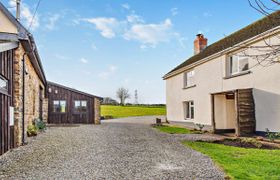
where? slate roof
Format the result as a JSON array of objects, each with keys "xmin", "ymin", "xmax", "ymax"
[
  {"xmin": 48, "ymin": 81, "xmax": 103, "ymax": 100},
  {"xmin": 164, "ymin": 10, "xmax": 280, "ymax": 79}
]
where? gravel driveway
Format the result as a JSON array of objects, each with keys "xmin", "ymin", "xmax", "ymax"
[{"xmin": 0, "ymin": 116, "xmax": 225, "ymax": 179}]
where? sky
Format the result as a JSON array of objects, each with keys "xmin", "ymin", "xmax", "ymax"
[{"xmin": 2, "ymin": 0, "xmax": 268, "ymax": 103}]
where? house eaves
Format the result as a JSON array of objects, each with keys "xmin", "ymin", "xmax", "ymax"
[{"xmin": 163, "ymin": 10, "xmax": 280, "ymax": 80}]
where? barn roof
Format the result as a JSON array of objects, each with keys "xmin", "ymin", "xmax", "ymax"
[
  {"xmin": 163, "ymin": 10, "xmax": 280, "ymax": 79},
  {"xmin": 47, "ymin": 81, "xmax": 103, "ymax": 100}
]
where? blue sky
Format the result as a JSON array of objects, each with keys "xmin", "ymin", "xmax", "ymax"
[{"xmin": 3, "ymin": 0, "xmax": 266, "ymax": 103}]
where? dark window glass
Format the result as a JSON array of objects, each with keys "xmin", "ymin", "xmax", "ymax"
[
  {"xmin": 74, "ymin": 100, "xmax": 87, "ymax": 113},
  {"xmin": 53, "ymin": 100, "xmax": 66, "ymax": 113}
]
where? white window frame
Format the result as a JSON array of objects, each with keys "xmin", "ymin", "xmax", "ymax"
[
  {"xmin": 228, "ymin": 55, "xmax": 249, "ymax": 76},
  {"xmin": 184, "ymin": 101, "xmax": 194, "ymax": 120},
  {"xmin": 184, "ymin": 70, "xmax": 195, "ymax": 88}
]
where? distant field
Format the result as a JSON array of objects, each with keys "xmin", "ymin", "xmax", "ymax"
[{"xmin": 101, "ymin": 105, "xmax": 166, "ymax": 118}]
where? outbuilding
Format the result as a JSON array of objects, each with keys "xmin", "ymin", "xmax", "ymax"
[{"xmin": 47, "ymin": 82, "xmax": 101, "ymax": 124}]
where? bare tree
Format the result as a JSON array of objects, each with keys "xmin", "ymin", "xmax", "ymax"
[
  {"xmin": 116, "ymin": 87, "xmax": 130, "ymax": 105},
  {"xmin": 242, "ymin": 0, "xmax": 280, "ymax": 67},
  {"xmin": 248, "ymin": 0, "xmax": 279, "ymax": 15}
]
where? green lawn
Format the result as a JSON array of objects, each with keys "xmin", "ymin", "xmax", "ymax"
[
  {"xmin": 155, "ymin": 125, "xmax": 193, "ymax": 134},
  {"xmin": 101, "ymin": 105, "xmax": 166, "ymax": 118},
  {"xmin": 183, "ymin": 141, "xmax": 280, "ymax": 180}
]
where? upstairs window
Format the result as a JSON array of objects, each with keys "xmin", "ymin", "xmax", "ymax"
[
  {"xmin": 184, "ymin": 70, "xmax": 195, "ymax": 88},
  {"xmin": 0, "ymin": 75, "xmax": 8, "ymax": 94},
  {"xmin": 229, "ymin": 55, "xmax": 249, "ymax": 75},
  {"xmin": 74, "ymin": 100, "xmax": 87, "ymax": 113},
  {"xmin": 184, "ymin": 101, "xmax": 194, "ymax": 119},
  {"xmin": 53, "ymin": 100, "xmax": 66, "ymax": 113}
]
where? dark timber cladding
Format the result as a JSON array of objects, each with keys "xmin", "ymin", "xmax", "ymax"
[
  {"xmin": 0, "ymin": 49, "xmax": 14, "ymax": 155},
  {"xmin": 47, "ymin": 82, "xmax": 101, "ymax": 124}
]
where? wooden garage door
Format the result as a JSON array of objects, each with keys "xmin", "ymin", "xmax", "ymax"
[{"xmin": 0, "ymin": 50, "xmax": 14, "ymax": 155}]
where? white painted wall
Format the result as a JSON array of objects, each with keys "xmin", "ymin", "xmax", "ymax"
[
  {"xmin": 0, "ymin": 10, "xmax": 17, "ymax": 34},
  {"xmin": 166, "ymin": 31, "xmax": 280, "ymax": 132}
]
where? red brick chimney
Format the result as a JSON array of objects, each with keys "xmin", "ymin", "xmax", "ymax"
[{"xmin": 194, "ymin": 34, "xmax": 207, "ymax": 55}]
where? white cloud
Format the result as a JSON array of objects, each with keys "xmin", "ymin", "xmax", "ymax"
[
  {"xmin": 122, "ymin": 3, "xmax": 130, "ymax": 10},
  {"xmin": 46, "ymin": 14, "xmax": 60, "ymax": 30},
  {"xmin": 171, "ymin": 8, "xmax": 178, "ymax": 16},
  {"xmin": 82, "ymin": 10, "xmax": 183, "ymax": 48},
  {"xmin": 83, "ymin": 17, "xmax": 119, "ymax": 38},
  {"xmin": 124, "ymin": 19, "xmax": 174, "ymax": 47},
  {"xmin": 98, "ymin": 65, "xmax": 118, "ymax": 79},
  {"xmin": 126, "ymin": 14, "xmax": 144, "ymax": 24},
  {"xmin": 91, "ymin": 43, "xmax": 98, "ymax": 50},
  {"xmin": 80, "ymin": 58, "xmax": 88, "ymax": 64},
  {"xmin": 9, "ymin": 0, "xmax": 40, "ymax": 30}
]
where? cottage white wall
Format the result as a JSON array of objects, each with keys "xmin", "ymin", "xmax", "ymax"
[
  {"xmin": 0, "ymin": 10, "xmax": 17, "ymax": 34},
  {"xmin": 166, "ymin": 32, "xmax": 280, "ymax": 132}
]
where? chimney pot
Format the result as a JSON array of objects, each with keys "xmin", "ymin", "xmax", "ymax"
[{"xmin": 194, "ymin": 34, "xmax": 207, "ymax": 55}]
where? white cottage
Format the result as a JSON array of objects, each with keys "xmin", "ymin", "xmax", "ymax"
[{"xmin": 163, "ymin": 11, "xmax": 280, "ymax": 136}]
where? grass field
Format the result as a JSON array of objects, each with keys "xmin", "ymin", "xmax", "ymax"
[
  {"xmin": 183, "ymin": 141, "xmax": 280, "ymax": 180},
  {"xmin": 101, "ymin": 105, "xmax": 166, "ymax": 118}
]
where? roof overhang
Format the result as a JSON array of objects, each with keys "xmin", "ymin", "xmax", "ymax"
[
  {"xmin": 21, "ymin": 35, "xmax": 47, "ymax": 85},
  {"xmin": 47, "ymin": 81, "xmax": 103, "ymax": 100},
  {"xmin": 163, "ymin": 25, "xmax": 280, "ymax": 80}
]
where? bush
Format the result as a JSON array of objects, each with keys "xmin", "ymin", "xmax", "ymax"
[
  {"xmin": 34, "ymin": 119, "xmax": 46, "ymax": 131},
  {"xmin": 196, "ymin": 123, "xmax": 205, "ymax": 131},
  {"xmin": 265, "ymin": 128, "xmax": 280, "ymax": 142},
  {"xmin": 241, "ymin": 138, "xmax": 262, "ymax": 148},
  {"xmin": 27, "ymin": 124, "xmax": 38, "ymax": 137}
]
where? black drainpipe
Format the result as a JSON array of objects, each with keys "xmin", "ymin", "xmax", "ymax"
[{"xmin": 22, "ymin": 53, "xmax": 26, "ymax": 145}]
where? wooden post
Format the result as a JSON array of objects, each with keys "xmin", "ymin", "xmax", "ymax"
[
  {"xmin": 211, "ymin": 94, "xmax": 216, "ymax": 133},
  {"xmin": 234, "ymin": 90, "xmax": 240, "ymax": 136}
]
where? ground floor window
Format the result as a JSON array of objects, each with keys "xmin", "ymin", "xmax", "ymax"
[
  {"xmin": 74, "ymin": 100, "xmax": 87, "ymax": 113},
  {"xmin": 53, "ymin": 100, "xmax": 66, "ymax": 113},
  {"xmin": 184, "ymin": 101, "xmax": 194, "ymax": 119}
]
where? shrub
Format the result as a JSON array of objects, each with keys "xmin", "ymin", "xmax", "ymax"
[
  {"xmin": 27, "ymin": 124, "xmax": 38, "ymax": 137},
  {"xmin": 241, "ymin": 138, "xmax": 262, "ymax": 148},
  {"xmin": 196, "ymin": 123, "xmax": 205, "ymax": 131},
  {"xmin": 265, "ymin": 128, "xmax": 280, "ymax": 142},
  {"xmin": 34, "ymin": 119, "xmax": 46, "ymax": 131}
]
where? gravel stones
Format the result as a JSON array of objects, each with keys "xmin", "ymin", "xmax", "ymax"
[{"xmin": 0, "ymin": 116, "xmax": 225, "ymax": 179}]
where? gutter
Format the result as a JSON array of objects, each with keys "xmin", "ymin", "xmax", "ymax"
[{"xmin": 22, "ymin": 53, "xmax": 26, "ymax": 145}]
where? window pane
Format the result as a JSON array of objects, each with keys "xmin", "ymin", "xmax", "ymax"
[
  {"xmin": 75, "ymin": 101, "xmax": 81, "ymax": 107},
  {"xmin": 239, "ymin": 57, "xmax": 249, "ymax": 72},
  {"xmin": 81, "ymin": 101, "xmax": 87, "ymax": 107},
  {"xmin": 230, "ymin": 56, "xmax": 238, "ymax": 74},
  {"xmin": 60, "ymin": 101, "xmax": 66, "ymax": 113},
  {"xmin": 53, "ymin": 101, "xmax": 60, "ymax": 113},
  {"xmin": 186, "ymin": 102, "xmax": 190, "ymax": 119},
  {"xmin": 0, "ymin": 76, "xmax": 8, "ymax": 91},
  {"xmin": 191, "ymin": 106, "xmax": 194, "ymax": 119},
  {"xmin": 186, "ymin": 70, "xmax": 195, "ymax": 87}
]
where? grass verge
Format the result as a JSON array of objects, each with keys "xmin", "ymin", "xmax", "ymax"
[
  {"xmin": 183, "ymin": 141, "xmax": 280, "ymax": 180},
  {"xmin": 101, "ymin": 105, "xmax": 166, "ymax": 118},
  {"xmin": 154, "ymin": 125, "xmax": 196, "ymax": 134}
]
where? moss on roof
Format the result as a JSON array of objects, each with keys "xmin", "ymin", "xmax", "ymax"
[{"xmin": 164, "ymin": 10, "xmax": 280, "ymax": 78}]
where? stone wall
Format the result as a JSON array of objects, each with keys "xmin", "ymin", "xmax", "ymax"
[
  {"xmin": 13, "ymin": 43, "xmax": 48, "ymax": 146},
  {"xmin": 94, "ymin": 98, "xmax": 101, "ymax": 124}
]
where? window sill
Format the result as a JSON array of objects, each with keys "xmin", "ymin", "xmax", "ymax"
[
  {"xmin": 184, "ymin": 118, "xmax": 194, "ymax": 122},
  {"xmin": 183, "ymin": 85, "xmax": 196, "ymax": 90},
  {"xmin": 224, "ymin": 71, "xmax": 251, "ymax": 79}
]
